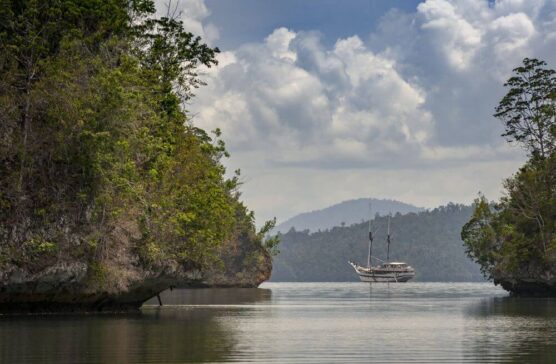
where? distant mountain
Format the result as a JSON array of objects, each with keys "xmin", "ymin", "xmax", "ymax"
[
  {"xmin": 271, "ymin": 203, "xmax": 484, "ymax": 282},
  {"xmin": 275, "ymin": 198, "xmax": 424, "ymax": 233}
]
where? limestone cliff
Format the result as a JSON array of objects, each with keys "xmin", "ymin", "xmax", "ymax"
[
  {"xmin": 0, "ymin": 216, "xmax": 271, "ymax": 313},
  {"xmin": 493, "ymin": 264, "xmax": 556, "ymax": 297},
  {"xmin": 0, "ymin": 0, "xmax": 274, "ymax": 314}
]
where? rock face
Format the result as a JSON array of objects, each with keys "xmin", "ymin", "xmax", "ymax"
[
  {"xmin": 496, "ymin": 279, "xmax": 556, "ymax": 296},
  {"xmin": 0, "ymin": 220, "xmax": 271, "ymax": 314},
  {"xmin": 494, "ymin": 268, "xmax": 556, "ymax": 297},
  {"xmin": 0, "ymin": 0, "xmax": 274, "ymax": 314},
  {"xmin": 202, "ymin": 230, "xmax": 272, "ymax": 288}
]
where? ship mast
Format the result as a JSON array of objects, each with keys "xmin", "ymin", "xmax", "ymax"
[
  {"xmin": 367, "ymin": 203, "xmax": 373, "ymax": 268},
  {"xmin": 386, "ymin": 214, "xmax": 391, "ymax": 263}
]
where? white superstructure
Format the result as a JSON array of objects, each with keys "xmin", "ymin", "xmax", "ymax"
[{"xmin": 349, "ymin": 261, "xmax": 415, "ymax": 282}]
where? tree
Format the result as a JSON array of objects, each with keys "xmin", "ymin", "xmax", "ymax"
[
  {"xmin": 0, "ymin": 0, "xmax": 270, "ymax": 278},
  {"xmin": 461, "ymin": 196, "xmax": 499, "ymax": 278},
  {"xmin": 462, "ymin": 58, "xmax": 556, "ymax": 285},
  {"xmin": 0, "ymin": 0, "xmax": 155, "ymax": 192},
  {"xmin": 137, "ymin": 14, "xmax": 219, "ymax": 112},
  {"xmin": 257, "ymin": 218, "xmax": 280, "ymax": 256},
  {"xmin": 494, "ymin": 58, "xmax": 556, "ymax": 159}
]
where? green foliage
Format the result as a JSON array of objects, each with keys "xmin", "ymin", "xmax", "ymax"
[
  {"xmin": 24, "ymin": 238, "xmax": 58, "ymax": 255},
  {"xmin": 494, "ymin": 58, "xmax": 556, "ymax": 158},
  {"xmin": 87, "ymin": 262, "xmax": 107, "ymax": 286},
  {"xmin": 257, "ymin": 218, "xmax": 280, "ymax": 256},
  {"xmin": 137, "ymin": 14, "xmax": 219, "ymax": 106},
  {"xmin": 0, "ymin": 0, "xmax": 261, "ymax": 277},
  {"xmin": 463, "ymin": 58, "xmax": 556, "ymax": 280},
  {"xmin": 461, "ymin": 196, "xmax": 500, "ymax": 278}
]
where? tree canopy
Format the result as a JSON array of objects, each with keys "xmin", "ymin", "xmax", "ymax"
[
  {"xmin": 462, "ymin": 58, "xmax": 556, "ymax": 284},
  {"xmin": 0, "ymin": 0, "xmax": 275, "ymax": 277},
  {"xmin": 494, "ymin": 58, "xmax": 556, "ymax": 159}
]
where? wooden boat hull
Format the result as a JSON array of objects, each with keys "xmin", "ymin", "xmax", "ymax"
[{"xmin": 349, "ymin": 262, "xmax": 415, "ymax": 283}]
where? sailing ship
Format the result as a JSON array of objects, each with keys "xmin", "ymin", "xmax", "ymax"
[{"xmin": 349, "ymin": 213, "xmax": 415, "ymax": 283}]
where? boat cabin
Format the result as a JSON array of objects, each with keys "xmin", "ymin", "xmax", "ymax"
[{"xmin": 381, "ymin": 262, "xmax": 409, "ymax": 269}]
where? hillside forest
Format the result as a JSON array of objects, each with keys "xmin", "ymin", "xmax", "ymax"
[{"xmin": 273, "ymin": 204, "xmax": 483, "ymax": 282}]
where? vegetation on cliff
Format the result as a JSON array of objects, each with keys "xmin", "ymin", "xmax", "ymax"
[
  {"xmin": 0, "ymin": 0, "xmax": 274, "ymax": 304},
  {"xmin": 462, "ymin": 58, "xmax": 556, "ymax": 293}
]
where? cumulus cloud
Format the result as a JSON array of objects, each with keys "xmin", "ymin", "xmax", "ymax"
[
  {"xmin": 418, "ymin": 0, "xmax": 483, "ymax": 71},
  {"xmin": 372, "ymin": 0, "xmax": 556, "ymax": 146},
  {"xmin": 194, "ymin": 28, "xmax": 436, "ymax": 169},
  {"xmin": 186, "ymin": 0, "xmax": 556, "ymax": 221}
]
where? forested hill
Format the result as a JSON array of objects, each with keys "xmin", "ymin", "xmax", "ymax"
[
  {"xmin": 271, "ymin": 204, "xmax": 484, "ymax": 282},
  {"xmin": 275, "ymin": 198, "xmax": 424, "ymax": 233}
]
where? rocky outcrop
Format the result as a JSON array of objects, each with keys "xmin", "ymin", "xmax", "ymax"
[
  {"xmin": 496, "ymin": 279, "xmax": 556, "ymax": 296},
  {"xmin": 494, "ymin": 268, "xmax": 556, "ymax": 297},
  {"xmin": 0, "ymin": 218, "xmax": 272, "ymax": 314},
  {"xmin": 201, "ymin": 230, "xmax": 272, "ymax": 288}
]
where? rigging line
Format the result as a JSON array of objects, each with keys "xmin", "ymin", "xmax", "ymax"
[
  {"xmin": 371, "ymin": 256, "xmax": 385, "ymax": 263},
  {"xmin": 386, "ymin": 214, "xmax": 391, "ymax": 263}
]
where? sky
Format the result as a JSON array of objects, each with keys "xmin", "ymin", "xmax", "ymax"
[{"xmin": 156, "ymin": 0, "xmax": 556, "ymax": 224}]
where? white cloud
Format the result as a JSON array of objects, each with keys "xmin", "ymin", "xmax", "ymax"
[
  {"xmin": 370, "ymin": 0, "xmax": 556, "ymax": 147},
  {"xmin": 417, "ymin": 0, "xmax": 483, "ymax": 70},
  {"xmin": 488, "ymin": 13, "xmax": 536, "ymax": 55},
  {"xmin": 194, "ymin": 29, "xmax": 434, "ymax": 171},
  {"xmin": 265, "ymin": 27, "xmax": 297, "ymax": 62},
  {"xmin": 186, "ymin": 0, "xmax": 556, "ymax": 222}
]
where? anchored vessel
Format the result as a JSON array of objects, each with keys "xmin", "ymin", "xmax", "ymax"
[{"xmin": 349, "ymin": 213, "xmax": 415, "ymax": 283}]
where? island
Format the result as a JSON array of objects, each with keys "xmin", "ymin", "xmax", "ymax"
[
  {"xmin": 462, "ymin": 58, "xmax": 556, "ymax": 296},
  {"xmin": 0, "ymin": 0, "xmax": 276, "ymax": 313}
]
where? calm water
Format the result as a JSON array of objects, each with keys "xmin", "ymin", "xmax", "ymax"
[{"xmin": 2, "ymin": 282, "xmax": 556, "ymax": 363}]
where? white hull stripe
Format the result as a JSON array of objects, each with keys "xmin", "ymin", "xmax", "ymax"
[{"xmin": 349, "ymin": 261, "xmax": 415, "ymax": 283}]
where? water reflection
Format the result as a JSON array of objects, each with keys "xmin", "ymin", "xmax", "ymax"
[
  {"xmin": 469, "ymin": 296, "xmax": 556, "ymax": 317},
  {"xmin": 4, "ymin": 284, "xmax": 556, "ymax": 363},
  {"xmin": 0, "ymin": 288, "xmax": 271, "ymax": 364},
  {"xmin": 144, "ymin": 287, "xmax": 273, "ymax": 306},
  {"xmin": 465, "ymin": 297, "xmax": 556, "ymax": 363}
]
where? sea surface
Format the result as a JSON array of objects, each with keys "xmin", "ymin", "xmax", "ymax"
[{"xmin": 2, "ymin": 282, "xmax": 556, "ymax": 363}]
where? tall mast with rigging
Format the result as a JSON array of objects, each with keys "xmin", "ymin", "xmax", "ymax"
[
  {"xmin": 349, "ymin": 207, "xmax": 416, "ymax": 282},
  {"xmin": 386, "ymin": 214, "xmax": 391, "ymax": 263},
  {"xmin": 367, "ymin": 202, "xmax": 373, "ymax": 268}
]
